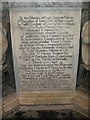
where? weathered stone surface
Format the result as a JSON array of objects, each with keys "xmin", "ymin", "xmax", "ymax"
[
  {"xmin": 82, "ymin": 21, "xmax": 90, "ymax": 44},
  {"xmin": 0, "ymin": 27, "xmax": 8, "ymax": 70},
  {"xmin": 82, "ymin": 21, "xmax": 90, "ymax": 66},
  {"xmin": 82, "ymin": 43, "xmax": 90, "ymax": 66},
  {"xmin": 10, "ymin": 7, "xmax": 81, "ymax": 91}
]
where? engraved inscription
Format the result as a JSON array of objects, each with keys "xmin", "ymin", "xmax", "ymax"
[
  {"xmin": 10, "ymin": 9, "xmax": 81, "ymax": 90},
  {"xmin": 18, "ymin": 15, "xmax": 74, "ymax": 89}
]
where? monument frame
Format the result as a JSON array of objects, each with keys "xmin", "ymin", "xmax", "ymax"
[{"xmin": 9, "ymin": 2, "xmax": 82, "ymax": 108}]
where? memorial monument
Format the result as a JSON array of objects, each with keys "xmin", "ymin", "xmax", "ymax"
[
  {"xmin": 1, "ymin": 1, "xmax": 89, "ymax": 119},
  {"xmin": 9, "ymin": 2, "xmax": 81, "ymax": 106}
]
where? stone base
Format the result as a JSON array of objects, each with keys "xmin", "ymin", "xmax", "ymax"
[{"xmin": 2, "ymin": 85, "xmax": 88, "ymax": 118}]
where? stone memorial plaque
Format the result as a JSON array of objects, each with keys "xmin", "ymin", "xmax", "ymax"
[{"xmin": 10, "ymin": 7, "xmax": 81, "ymax": 92}]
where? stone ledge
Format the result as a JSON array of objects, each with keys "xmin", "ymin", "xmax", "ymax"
[{"xmin": 2, "ymin": 88, "xmax": 89, "ymax": 118}]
